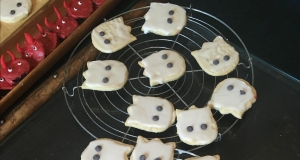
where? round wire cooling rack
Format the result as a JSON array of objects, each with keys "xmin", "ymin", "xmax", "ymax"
[{"xmin": 62, "ymin": 4, "xmax": 254, "ymax": 158}]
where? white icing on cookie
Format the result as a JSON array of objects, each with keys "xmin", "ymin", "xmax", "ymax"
[
  {"xmin": 125, "ymin": 95, "xmax": 176, "ymax": 133},
  {"xmin": 185, "ymin": 155, "xmax": 220, "ymax": 160},
  {"xmin": 131, "ymin": 136, "xmax": 176, "ymax": 160},
  {"xmin": 91, "ymin": 17, "xmax": 137, "ymax": 53},
  {"xmin": 0, "ymin": 0, "xmax": 32, "ymax": 23},
  {"xmin": 208, "ymin": 78, "xmax": 256, "ymax": 119},
  {"xmin": 176, "ymin": 105, "xmax": 218, "ymax": 146},
  {"xmin": 191, "ymin": 36, "xmax": 239, "ymax": 76},
  {"xmin": 138, "ymin": 50, "xmax": 186, "ymax": 86},
  {"xmin": 82, "ymin": 60, "xmax": 128, "ymax": 91},
  {"xmin": 81, "ymin": 138, "xmax": 133, "ymax": 160},
  {"xmin": 142, "ymin": 2, "xmax": 187, "ymax": 36}
]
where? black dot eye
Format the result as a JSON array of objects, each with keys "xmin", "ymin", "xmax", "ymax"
[
  {"xmin": 95, "ymin": 145, "xmax": 102, "ymax": 152},
  {"xmin": 105, "ymin": 65, "xmax": 111, "ymax": 70},
  {"xmin": 17, "ymin": 2, "xmax": 22, "ymax": 7},
  {"xmin": 227, "ymin": 85, "xmax": 234, "ymax": 90},
  {"xmin": 156, "ymin": 106, "xmax": 163, "ymax": 111},
  {"xmin": 0, "ymin": 78, "xmax": 4, "ymax": 82},
  {"xmin": 169, "ymin": 10, "xmax": 174, "ymax": 15},
  {"xmin": 33, "ymin": 46, "xmax": 37, "ymax": 50},
  {"xmin": 187, "ymin": 126, "xmax": 193, "ymax": 132},
  {"xmin": 62, "ymin": 20, "xmax": 65, "ymax": 24},
  {"xmin": 201, "ymin": 124, "xmax": 207, "ymax": 130},
  {"xmin": 152, "ymin": 115, "xmax": 159, "ymax": 121},
  {"xmin": 104, "ymin": 39, "xmax": 110, "ymax": 44},
  {"xmin": 139, "ymin": 155, "xmax": 146, "ymax": 160},
  {"xmin": 167, "ymin": 62, "xmax": 173, "ymax": 68},
  {"xmin": 93, "ymin": 154, "xmax": 100, "ymax": 160},
  {"xmin": 56, "ymin": 26, "xmax": 60, "ymax": 29},
  {"xmin": 78, "ymin": 1, "xmax": 82, "ymax": 5},
  {"xmin": 8, "ymin": 68, "xmax": 13, "ymax": 72},
  {"xmin": 10, "ymin": 10, "xmax": 16, "ymax": 15},
  {"xmin": 213, "ymin": 59, "xmax": 219, "ymax": 65},
  {"xmin": 102, "ymin": 77, "xmax": 109, "ymax": 83},
  {"xmin": 25, "ymin": 53, "xmax": 29, "ymax": 57},
  {"xmin": 17, "ymin": 62, "xmax": 22, "ymax": 65},
  {"xmin": 240, "ymin": 90, "xmax": 246, "ymax": 95},
  {"xmin": 74, "ymin": 7, "xmax": 77, "ymax": 11},
  {"xmin": 42, "ymin": 33, "xmax": 46, "ymax": 37},
  {"xmin": 223, "ymin": 55, "xmax": 230, "ymax": 61},
  {"xmin": 99, "ymin": 31, "xmax": 105, "ymax": 36},
  {"xmin": 162, "ymin": 54, "xmax": 168, "ymax": 59},
  {"xmin": 167, "ymin": 18, "xmax": 173, "ymax": 24}
]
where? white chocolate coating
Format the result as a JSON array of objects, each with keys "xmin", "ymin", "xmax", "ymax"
[
  {"xmin": 142, "ymin": 2, "xmax": 187, "ymax": 36},
  {"xmin": 130, "ymin": 136, "xmax": 175, "ymax": 160},
  {"xmin": 208, "ymin": 78, "xmax": 256, "ymax": 119},
  {"xmin": 81, "ymin": 138, "xmax": 133, "ymax": 160},
  {"xmin": 92, "ymin": 17, "xmax": 137, "ymax": 53},
  {"xmin": 0, "ymin": 0, "xmax": 32, "ymax": 23},
  {"xmin": 82, "ymin": 60, "xmax": 128, "ymax": 91},
  {"xmin": 125, "ymin": 95, "xmax": 176, "ymax": 132},
  {"xmin": 191, "ymin": 36, "xmax": 239, "ymax": 76},
  {"xmin": 185, "ymin": 155, "xmax": 220, "ymax": 160},
  {"xmin": 139, "ymin": 50, "xmax": 186, "ymax": 86},
  {"xmin": 176, "ymin": 105, "xmax": 218, "ymax": 146}
]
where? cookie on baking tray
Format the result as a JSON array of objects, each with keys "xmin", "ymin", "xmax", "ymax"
[
  {"xmin": 176, "ymin": 105, "xmax": 218, "ymax": 146},
  {"xmin": 125, "ymin": 95, "xmax": 176, "ymax": 133},
  {"xmin": 91, "ymin": 17, "xmax": 137, "ymax": 53},
  {"xmin": 0, "ymin": 0, "xmax": 32, "ymax": 23},
  {"xmin": 191, "ymin": 36, "xmax": 239, "ymax": 76},
  {"xmin": 208, "ymin": 78, "xmax": 257, "ymax": 119},
  {"xmin": 142, "ymin": 2, "xmax": 187, "ymax": 36},
  {"xmin": 138, "ymin": 50, "xmax": 186, "ymax": 86},
  {"xmin": 186, "ymin": 155, "xmax": 220, "ymax": 160},
  {"xmin": 130, "ymin": 136, "xmax": 176, "ymax": 160},
  {"xmin": 81, "ymin": 138, "xmax": 133, "ymax": 160},
  {"xmin": 82, "ymin": 60, "xmax": 128, "ymax": 91}
]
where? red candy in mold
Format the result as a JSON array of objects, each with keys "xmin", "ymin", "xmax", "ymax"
[
  {"xmin": 17, "ymin": 33, "xmax": 46, "ymax": 70},
  {"xmin": 35, "ymin": 24, "xmax": 58, "ymax": 55},
  {"xmin": 92, "ymin": 0, "xmax": 106, "ymax": 8},
  {"xmin": 0, "ymin": 51, "xmax": 30, "ymax": 86},
  {"xmin": 64, "ymin": 0, "xmax": 93, "ymax": 19},
  {"xmin": 44, "ymin": 7, "xmax": 79, "ymax": 39},
  {"xmin": 0, "ymin": 73, "xmax": 13, "ymax": 90}
]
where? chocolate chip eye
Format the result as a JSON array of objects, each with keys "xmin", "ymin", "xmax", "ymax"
[
  {"xmin": 10, "ymin": 10, "xmax": 16, "ymax": 15},
  {"xmin": 187, "ymin": 126, "xmax": 193, "ymax": 132},
  {"xmin": 56, "ymin": 26, "xmax": 60, "ymax": 29},
  {"xmin": 155, "ymin": 158, "xmax": 161, "ymax": 160},
  {"xmin": 104, "ymin": 39, "xmax": 110, "ymax": 44},
  {"xmin": 105, "ymin": 65, "xmax": 111, "ymax": 70},
  {"xmin": 78, "ymin": 1, "xmax": 82, "ymax": 5},
  {"xmin": 8, "ymin": 68, "xmax": 13, "ymax": 72},
  {"xmin": 201, "ymin": 124, "xmax": 207, "ymax": 130},
  {"xmin": 152, "ymin": 115, "xmax": 159, "ymax": 121},
  {"xmin": 93, "ymin": 154, "xmax": 100, "ymax": 160},
  {"xmin": 102, "ymin": 77, "xmax": 109, "ymax": 83},
  {"xmin": 42, "ymin": 33, "xmax": 47, "ymax": 37},
  {"xmin": 213, "ymin": 59, "xmax": 219, "ymax": 65},
  {"xmin": 227, "ymin": 85, "xmax": 234, "ymax": 90},
  {"xmin": 33, "ymin": 46, "xmax": 37, "ymax": 50},
  {"xmin": 156, "ymin": 106, "xmax": 163, "ymax": 111},
  {"xmin": 99, "ymin": 31, "xmax": 105, "ymax": 36},
  {"xmin": 62, "ymin": 20, "xmax": 65, "ymax": 24},
  {"xmin": 167, "ymin": 18, "xmax": 173, "ymax": 24},
  {"xmin": 17, "ymin": 2, "xmax": 22, "ymax": 7},
  {"xmin": 167, "ymin": 62, "xmax": 173, "ymax": 68},
  {"xmin": 162, "ymin": 54, "xmax": 168, "ymax": 59},
  {"xmin": 0, "ymin": 78, "xmax": 4, "ymax": 82},
  {"xmin": 223, "ymin": 55, "xmax": 230, "ymax": 61},
  {"xmin": 139, "ymin": 155, "xmax": 146, "ymax": 160},
  {"xmin": 17, "ymin": 62, "xmax": 22, "ymax": 65},
  {"xmin": 240, "ymin": 90, "xmax": 246, "ymax": 95},
  {"xmin": 95, "ymin": 145, "xmax": 102, "ymax": 152},
  {"xmin": 169, "ymin": 10, "xmax": 174, "ymax": 15},
  {"xmin": 74, "ymin": 7, "xmax": 77, "ymax": 11}
]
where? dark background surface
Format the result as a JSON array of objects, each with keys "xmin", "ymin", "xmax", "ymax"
[{"xmin": 1, "ymin": 0, "xmax": 300, "ymax": 160}]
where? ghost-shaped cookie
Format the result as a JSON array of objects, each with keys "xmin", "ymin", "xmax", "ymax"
[
  {"xmin": 130, "ymin": 136, "xmax": 176, "ymax": 160},
  {"xmin": 81, "ymin": 138, "xmax": 134, "ymax": 160},
  {"xmin": 82, "ymin": 60, "xmax": 128, "ymax": 91},
  {"xmin": 138, "ymin": 50, "xmax": 186, "ymax": 86},
  {"xmin": 208, "ymin": 78, "xmax": 257, "ymax": 119},
  {"xmin": 142, "ymin": 2, "xmax": 187, "ymax": 36},
  {"xmin": 91, "ymin": 17, "xmax": 137, "ymax": 53},
  {"xmin": 191, "ymin": 36, "xmax": 239, "ymax": 76},
  {"xmin": 0, "ymin": 0, "xmax": 32, "ymax": 23},
  {"xmin": 176, "ymin": 105, "xmax": 218, "ymax": 146},
  {"xmin": 185, "ymin": 155, "xmax": 220, "ymax": 160},
  {"xmin": 125, "ymin": 95, "xmax": 176, "ymax": 133}
]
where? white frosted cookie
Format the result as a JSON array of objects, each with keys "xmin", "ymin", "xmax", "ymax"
[
  {"xmin": 130, "ymin": 136, "xmax": 176, "ymax": 160},
  {"xmin": 208, "ymin": 78, "xmax": 257, "ymax": 119},
  {"xmin": 125, "ymin": 95, "xmax": 176, "ymax": 133},
  {"xmin": 81, "ymin": 138, "xmax": 134, "ymax": 160},
  {"xmin": 176, "ymin": 105, "xmax": 218, "ymax": 146},
  {"xmin": 82, "ymin": 60, "xmax": 128, "ymax": 91},
  {"xmin": 0, "ymin": 0, "xmax": 32, "ymax": 23},
  {"xmin": 91, "ymin": 17, "xmax": 137, "ymax": 53},
  {"xmin": 142, "ymin": 2, "xmax": 187, "ymax": 36},
  {"xmin": 138, "ymin": 50, "xmax": 186, "ymax": 86},
  {"xmin": 191, "ymin": 36, "xmax": 239, "ymax": 76},
  {"xmin": 186, "ymin": 155, "xmax": 220, "ymax": 160}
]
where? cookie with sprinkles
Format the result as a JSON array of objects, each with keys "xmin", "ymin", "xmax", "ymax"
[
  {"xmin": 0, "ymin": 0, "xmax": 32, "ymax": 23},
  {"xmin": 91, "ymin": 17, "xmax": 137, "ymax": 53}
]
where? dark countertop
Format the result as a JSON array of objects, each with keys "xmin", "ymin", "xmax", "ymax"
[{"xmin": 1, "ymin": 0, "xmax": 300, "ymax": 160}]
